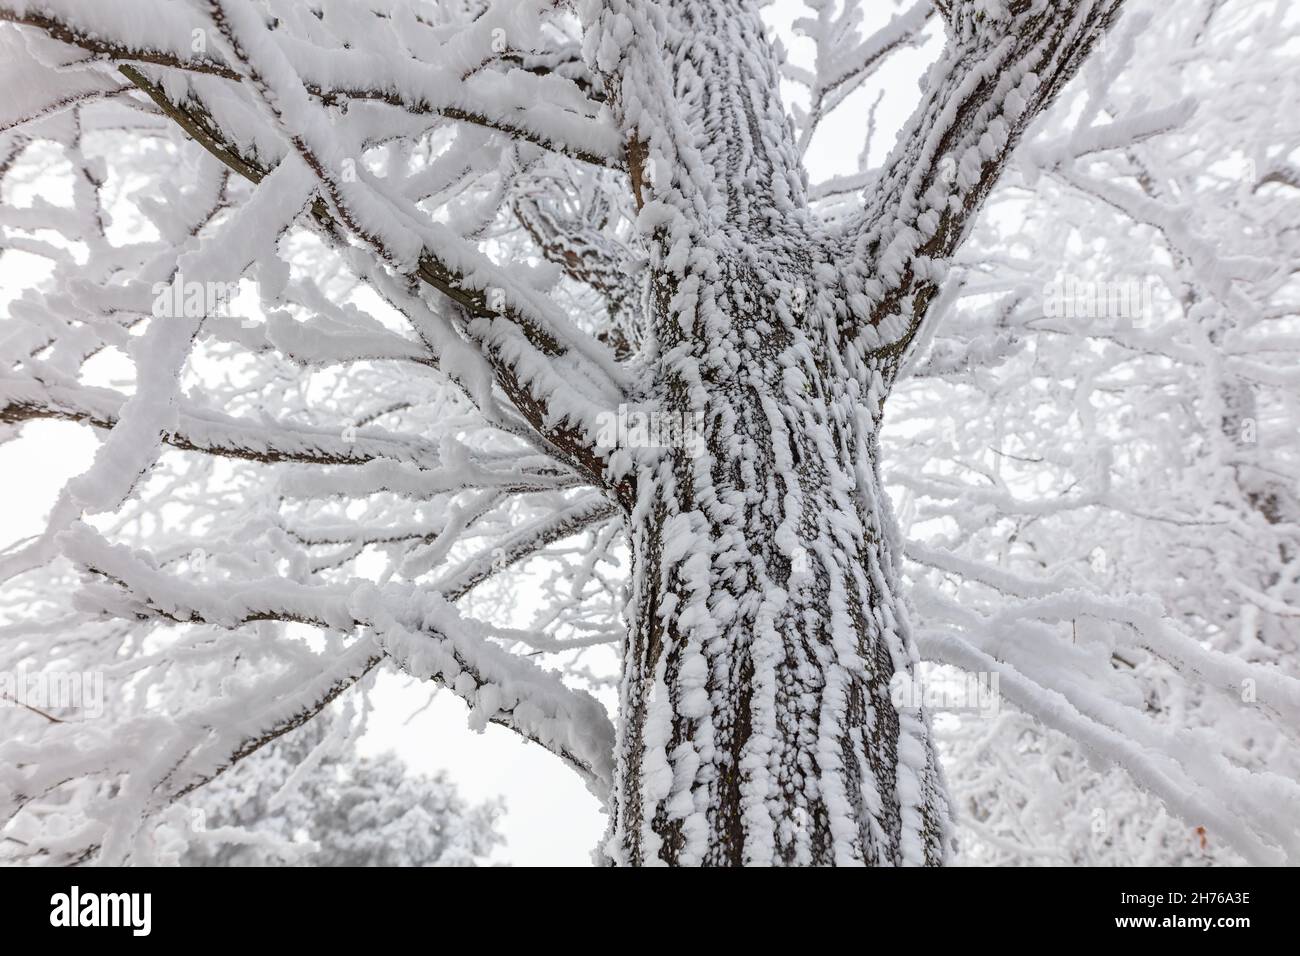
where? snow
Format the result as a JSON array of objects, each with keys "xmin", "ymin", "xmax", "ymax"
[{"xmin": 1, "ymin": 0, "xmax": 1295, "ymax": 870}]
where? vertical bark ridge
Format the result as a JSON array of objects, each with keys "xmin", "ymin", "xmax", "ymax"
[{"xmin": 606, "ymin": 246, "xmax": 949, "ymax": 865}]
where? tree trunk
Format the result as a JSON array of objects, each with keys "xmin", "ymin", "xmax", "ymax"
[
  {"xmin": 590, "ymin": 0, "xmax": 1117, "ymax": 865},
  {"xmin": 604, "ymin": 254, "xmax": 950, "ymax": 865}
]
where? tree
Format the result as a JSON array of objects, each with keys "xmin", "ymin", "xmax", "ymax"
[
  {"xmin": 897, "ymin": 0, "xmax": 1300, "ymax": 864},
  {"xmin": 181, "ymin": 715, "xmax": 502, "ymax": 867},
  {"xmin": 1, "ymin": 0, "xmax": 1296, "ymax": 867}
]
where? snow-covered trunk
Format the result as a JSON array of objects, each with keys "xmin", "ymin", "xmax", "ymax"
[
  {"xmin": 606, "ymin": 258, "xmax": 950, "ymax": 866},
  {"xmin": 585, "ymin": 0, "xmax": 958, "ymax": 866}
]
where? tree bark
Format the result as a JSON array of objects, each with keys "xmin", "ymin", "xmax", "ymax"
[
  {"xmin": 605, "ymin": 250, "xmax": 950, "ymax": 865},
  {"xmin": 590, "ymin": 0, "xmax": 1120, "ymax": 867}
]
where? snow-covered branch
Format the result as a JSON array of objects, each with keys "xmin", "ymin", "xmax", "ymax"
[{"xmin": 835, "ymin": 0, "xmax": 1125, "ymax": 375}]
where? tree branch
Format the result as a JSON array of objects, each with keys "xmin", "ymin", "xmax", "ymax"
[
  {"xmin": 0, "ymin": 6, "xmax": 620, "ymax": 169},
  {"xmin": 836, "ymin": 0, "xmax": 1126, "ymax": 379},
  {"xmin": 60, "ymin": 518, "xmax": 618, "ymax": 830},
  {"xmin": 0, "ymin": 376, "xmax": 442, "ymax": 467}
]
